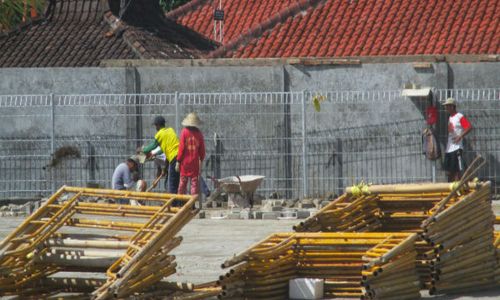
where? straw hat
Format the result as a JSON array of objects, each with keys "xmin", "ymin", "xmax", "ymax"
[
  {"xmin": 129, "ymin": 155, "xmax": 142, "ymax": 165},
  {"xmin": 181, "ymin": 113, "xmax": 201, "ymax": 128},
  {"xmin": 134, "ymin": 153, "xmax": 147, "ymax": 164},
  {"xmin": 442, "ymin": 98, "xmax": 456, "ymax": 106}
]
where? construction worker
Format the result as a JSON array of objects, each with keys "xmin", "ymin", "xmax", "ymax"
[
  {"xmin": 443, "ymin": 98, "xmax": 473, "ymax": 182},
  {"xmin": 176, "ymin": 113, "xmax": 205, "ymax": 196},
  {"xmin": 111, "ymin": 156, "xmax": 141, "ymax": 204},
  {"xmin": 143, "ymin": 116, "xmax": 180, "ymax": 194},
  {"xmin": 150, "ymin": 146, "xmax": 168, "ymax": 191}
]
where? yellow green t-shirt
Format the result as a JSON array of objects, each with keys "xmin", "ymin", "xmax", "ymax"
[{"xmin": 155, "ymin": 127, "xmax": 179, "ymax": 163}]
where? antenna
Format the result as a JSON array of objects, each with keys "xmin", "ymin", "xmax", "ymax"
[{"xmin": 213, "ymin": 0, "xmax": 224, "ymax": 43}]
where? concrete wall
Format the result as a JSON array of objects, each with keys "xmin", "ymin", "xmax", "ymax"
[
  {"xmin": 1, "ymin": 62, "xmax": 498, "ymax": 95},
  {"xmin": 0, "ymin": 62, "xmax": 498, "ymax": 199},
  {"xmin": 449, "ymin": 63, "xmax": 500, "ymax": 89},
  {"xmin": 137, "ymin": 66, "xmax": 284, "ymax": 93},
  {"xmin": 0, "ymin": 68, "xmax": 127, "ymax": 94},
  {"xmin": 285, "ymin": 62, "xmax": 449, "ymax": 91}
]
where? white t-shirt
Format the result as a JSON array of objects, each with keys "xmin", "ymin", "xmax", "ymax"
[
  {"xmin": 154, "ymin": 153, "xmax": 167, "ymax": 168},
  {"xmin": 446, "ymin": 112, "xmax": 471, "ymax": 153}
]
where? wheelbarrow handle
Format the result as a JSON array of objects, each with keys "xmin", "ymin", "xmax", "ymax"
[{"xmin": 236, "ymin": 176, "xmax": 243, "ymax": 192}]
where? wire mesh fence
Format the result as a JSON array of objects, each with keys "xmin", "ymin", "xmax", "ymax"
[{"xmin": 0, "ymin": 88, "xmax": 498, "ymax": 200}]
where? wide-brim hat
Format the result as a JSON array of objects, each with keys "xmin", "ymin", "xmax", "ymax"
[
  {"xmin": 181, "ymin": 113, "xmax": 201, "ymax": 128},
  {"xmin": 442, "ymin": 97, "xmax": 456, "ymax": 106},
  {"xmin": 134, "ymin": 153, "xmax": 147, "ymax": 164}
]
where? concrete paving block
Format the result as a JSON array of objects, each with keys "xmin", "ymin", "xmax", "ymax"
[
  {"xmin": 262, "ymin": 212, "xmax": 278, "ymax": 220},
  {"xmin": 227, "ymin": 211, "xmax": 242, "ymax": 219},
  {"xmin": 278, "ymin": 210, "xmax": 298, "ymax": 220},
  {"xmin": 240, "ymin": 210, "xmax": 254, "ymax": 220},
  {"xmin": 299, "ymin": 202, "xmax": 316, "ymax": 209},
  {"xmin": 297, "ymin": 210, "xmax": 311, "ymax": 219}
]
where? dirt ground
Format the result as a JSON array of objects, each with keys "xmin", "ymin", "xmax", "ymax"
[{"xmin": 1, "ymin": 217, "xmax": 500, "ymax": 299}]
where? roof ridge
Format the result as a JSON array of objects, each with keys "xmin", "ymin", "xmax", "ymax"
[
  {"xmin": 165, "ymin": 0, "xmax": 210, "ymax": 20},
  {"xmin": 206, "ymin": 0, "xmax": 325, "ymax": 58}
]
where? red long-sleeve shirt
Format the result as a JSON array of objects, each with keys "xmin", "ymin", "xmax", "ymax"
[{"xmin": 177, "ymin": 127, "xmax": 205, "ymax": 177}]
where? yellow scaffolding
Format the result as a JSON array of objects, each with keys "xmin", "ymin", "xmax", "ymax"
[
  {"xmin": 218, "ymin": 232, "xmax": 420, "ymax": 300},
  {"xmin": 293, "ymin": 181, "xmax": 496, "ymax": 296},
  {"xmin": 0, "ymin": 186, "xmax": 198, "ymax": 299}
]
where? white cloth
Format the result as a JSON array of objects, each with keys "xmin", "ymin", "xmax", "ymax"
[
  {"xmin": 154, "ymin": 153, "xmax": 167, "ymax": 168},
  {"xmin": 152, "ymin": 146, "xmax": 163, "ymax": 156},
  {"xmin": 446, "ymin": 113, "xmax": 466, "ymax": 153}
]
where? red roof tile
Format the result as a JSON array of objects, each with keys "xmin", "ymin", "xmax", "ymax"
[
  {"xmin": 167, "ymin": 0, "xmax": 294, "ymax": 44},
  {"xmin": 171, "ymin": 0, "xmax": 499, "ymax": 58}
]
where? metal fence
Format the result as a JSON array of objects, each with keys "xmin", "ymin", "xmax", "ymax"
[{"xmin": 0, "ymin": 88, "xmax": 498, "ymax": 200}]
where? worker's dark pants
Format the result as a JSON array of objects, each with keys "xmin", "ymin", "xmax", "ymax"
[
  {"xmin": 167, "ymin": 158, "xmax": 181, "ymax": 206},
  {"xmin": 115, "ymin": 187, "xmax": 129, "ymax": 205}
]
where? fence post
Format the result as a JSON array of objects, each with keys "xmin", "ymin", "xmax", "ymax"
[
  {"xmin": 174, "ymin": 92, "xmax": 180, "ymax": 134},
  {"xmin": 301, "ymin": 91, "xmax": 308, "ymax": 198},
  {"xmin": 50, "ymin": 93, "xmax": 56, "ymax": 194}
]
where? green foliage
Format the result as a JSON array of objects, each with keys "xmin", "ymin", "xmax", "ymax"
[
  {"xmin": 159, "ymin": 0, "xmax": 189, "ymax": 12},
  {"xmin": 0, "ymin": 0, "xmax": 44, "ymax": 31}
]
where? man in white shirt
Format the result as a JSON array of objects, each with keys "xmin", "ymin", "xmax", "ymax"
[
  {"xmin": 151, "ymin": 146, "xmax": 168, "ymax": 191},
  {"xmin": 443, "ymin": 98, "xmax": 473, "ymax": 182}
]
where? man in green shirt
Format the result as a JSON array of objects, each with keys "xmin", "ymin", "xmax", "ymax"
[{"xmin": 143, "ymin": 116, "xmax": 180, "ymax": 194}]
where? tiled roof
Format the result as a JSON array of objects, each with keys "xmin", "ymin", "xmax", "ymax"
[
  {"xmin": 0, "ymin": 0, "xmax": 216, "ymax": 67},
  {"xmin": 169, "ymin": 0, "xmax": 500, "ymax": 59},
  {"xmin": 167, "ymin": 0, "xmax": 294, "ymax": 44},
  {"xmin": 0, "ymin": 0, "xmax": 134, "ymax": 67}
]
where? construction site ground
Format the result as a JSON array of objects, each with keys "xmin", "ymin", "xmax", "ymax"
[{"xmin": 1, "ymin": 216, "xmax": 500, "ymax": 299}]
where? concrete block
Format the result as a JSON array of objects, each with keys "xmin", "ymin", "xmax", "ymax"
[
  {"xmin": 227, "ymin": 211, "xmax": 242, "ymax": 219},
  {"xmin": 289, "ymin": 278, "xmax": 324, "ymax": 300},
  {"xmin": 272, "ymin": 206, "xmax": 283, "ymax": 212},
  {"xmin": 262, "ymin": 212, "xmax": 278, "ymax": 220},
  {"xmin": 299, "ymin": 202, "xmax": 315, "ymax": 209},
  {"xmin": 240, "ymin": 210, "xmax": 254, "ymax": 220},
  {"xmin": 197, "ymin": 211, "xmax": 206, "ymax": 219},
  {"xmin": 297, "ymin": 210, "xmax": 311, "ymax": 219},
  {"xmin": 253, "ymin": 211, "xmax": 263, "ymax": 219},
  {"xmin": 209, "ymin": 211, "xmax": 228, "ymax": 219},
  {"xmin": 278, "ymin": 210, "xmax": 298, "ymax": 220}
]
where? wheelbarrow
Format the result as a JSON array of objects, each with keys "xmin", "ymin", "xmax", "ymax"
[{"xmin": 215, "ymin": 175, "xmax": 265, "ymax": 208}]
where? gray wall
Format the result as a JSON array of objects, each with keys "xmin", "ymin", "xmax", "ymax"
[
  {"xmin": 0, "ymin": 62, "xmax": 498, "ymax": 199},
  {"xmin": 0, "ymin": 68, "xmax": 127, "ymax": 94},
  {"xmin": 137, "ymin": 66, "xmax": 284, "ymax": 92},
  {"xmin": 1, "ymin": 62, "xmax": 498, "ymax": 95}
]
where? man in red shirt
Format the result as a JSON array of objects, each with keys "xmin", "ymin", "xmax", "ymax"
[
  {"xmin": 443, "ymin": 98, "xmax": 473, "ymax": 182},
  {"xmin": 176, "ymin": 113, "xmax": 206, "ymax": 195}
]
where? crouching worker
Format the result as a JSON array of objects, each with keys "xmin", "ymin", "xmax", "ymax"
[{"xmin": 112, "ymin": 156, "xmax": 146, "ymax": 204}]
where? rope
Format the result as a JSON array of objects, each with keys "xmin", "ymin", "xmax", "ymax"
[{"xmin": 350, "ymin": 181, "xmax": 371, "ymax": 197}]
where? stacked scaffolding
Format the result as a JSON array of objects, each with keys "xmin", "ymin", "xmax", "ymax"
[
  {"xmin": 295, "ymin": 184, "xmax": 451, "ymax": 285},
  {"xmin": 293, "ymin": 181, "xmax": 497, "ymax": 296},
  {"xmin": 422, "ymin": 182, "xmax": 496, "ymax": 295},
  {"xmin": 218, "ymin": 232, "xmax": 420, "ymax": 300},
  {"xmin": 0, "ymin": 186, "xmax": 200, "ymax": 299}
]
